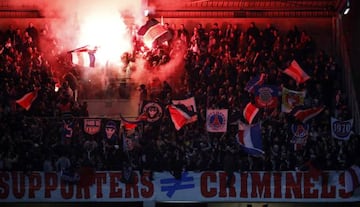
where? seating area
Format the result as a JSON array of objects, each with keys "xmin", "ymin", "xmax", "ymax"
[{"xmin": 0, "ymin": 20, "xmax": 359, "ymax": 180}]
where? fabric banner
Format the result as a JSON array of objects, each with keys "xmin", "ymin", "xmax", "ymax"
[
  {"xmin": 0, "ymin": 171, "xmax": 359, "ymax": 202},
  {"xmin": 167, "ymin": 104, "xmax": 197, "ymax": 131},
  {"xmin": 243, "ymin": 102, "xmax": 259, "ymax": 124},
  {"xmin": 281, "ymin": 87, "xmax": 306, "ymax": 113},
  {"xmin": 253, "ymin": 84, "xmax": 279, "ymax": 109},
  {"xmin": 172, "ymin": 96, "xmax": 197, "ymax": 112},
  {"xmin": 245, "ymin": 73, "xmax": 265, "ymax": 93},
  {"xmin": 291, "ymin": 106, "xmax": 325, "ymax": 123},
  {"xmin": 138, "ymin": 18, "xmax": 172, "ymax": 48},
  {"xmin": 283, "ymin": 60, "xmax": 310, "ymax": 84},
  {"xmin": 331, "ymin": 117, "xmax": 353, "ymax": 140},
  {"xmin": 236, "ymin": 122, "xmax": 264, "ymax": 155},
  {"xmin": 140, "ymin": 101, "xmax": 164, "ymax": 124},
  {"xmin": 70, "ymin": 46, "xmax": 96, "ymax": 67},
  {"xmin": 290, "ymin": 122, "xmax": 309, "ymax": 151},
  {"xmin": 206, "ymin": 109, "xmax": 228, "ymax": 132},
  {"xmin": 16, "ymin": 89, "xmax": 39, "ymax": 111}
]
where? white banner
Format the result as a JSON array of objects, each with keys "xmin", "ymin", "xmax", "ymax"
[
  {"xmin": 206, "ymin": 109, "xmax": 228, "ymax": 132},
  {"xmin": 0, "ymin": 171, "xmax": 359, "ymax": 202}
]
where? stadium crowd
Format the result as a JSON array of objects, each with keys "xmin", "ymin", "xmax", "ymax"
[{"xmin": 0, "ymin": 20, "xmax": 359, "ymax": 183}]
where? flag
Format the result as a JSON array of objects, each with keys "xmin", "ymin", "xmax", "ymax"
[
  {"xmin": 167, "ymin": 104, "xmax": 197, "ymax": 130},
  {"xmin": 253, "ymin": 84, "xmax": 279, "ymax": 108},
  {"xmin": 344, "ymin": 165, "xmax": 360, "ymax": 193},
  {"xmin": 291, "ymin": 106, "xmax": 325, "ymax": 123},
  {"xmin": 283, "ymin": 60, "xmax": 310, "ymax": 84},
  {"xmin": 16, "ymin": 89, "xmax": 39, "ymax": 111},
  {"xmin": 83, "ymin": 118, "xmax": 102, "ymax": 135},
  {"xmin": 290, "ymin": 122, "xmax": 309, "ymax": 151},
  {"xmin": 244, "ymin": 73, "xmax": 265, "ymax": 93},
  {"xmin": 172, "ymin": 96, "xmax": 197, "ymax": 112},
  {"xmin": 138, "ymin": 18, "xmax": 172, "ymax": 48},
  {"xmin": 236, "ymin": 122, "xmax": 264, "ymax": 155},
  {"xmin": 281, "ymin": 87, "xmax": 306, "ymax": 113},
  {"xmin": 70, "ymin": 45, "xmax": 96, "ymax": 68},
  {"xmin": 243, "ymin": 102, "xmax": 259, "ymax": 124},
  {"xmin": 120, "ymin": 113, "xmax": 147, "ymax": 130},
  {"xmin": 206, "ymin": 109, "xmax": 228, "ymax": 132},
  {"xmin": 331, "ymin": 117, "xmax": 353, "ymax": 140},
  {"xmin": 140, "ymin": 101, "xmax": 164, "ymax": 124}
]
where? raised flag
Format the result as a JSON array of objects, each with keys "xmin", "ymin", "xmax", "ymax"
[
  {"xmin": 70, "ymin": 45, "xmax": 96, "ymax": 68},
  {"xmin": 167, "ymin": 104, "xmax": 198, "ymax": 130},
  {"xmin": 290, "ymin": 122, "xmax": 309, "ymax": 151},
  {"xmin": 243, "ymin": 102, "xmax": 259, "ymax": 124},
  {"xmin": 331, "ymin": 117, "xmax": 353, "ymax": 140},
  {"xmin": 245, "ymin": 73, "xmax": 265, "ymax": 93},
  {"xmin": 172, "ymin": 96, "xmax": 197, "ymax": 112},
  {"xmin": 138, "ymin": 18, "xmax": 172, "ymax": 48},
  {"xmin": 253, "ymin": 84, "xmax": 279, "ymax": 108},
  {"xmin": 283, "ymin": 60, "xmax": 310, "ymax": 84},
  {"xmin": 281, "ymin": 87, "xmax": 306, "ymax": 113},
  {"xmin": 16, "ymin": 88, "xmax": 39, "ymax": 111},
  {"xmin": 291, "ymin": 106, "xmax": 325, "ymax": 123},
  {"xmin": 344, "ymin": 165, "xmax": 360, "ymax": 193},
  {"xmin": 206, "ymin": 109, "xmax": 228, "ymax": 132},
  {"xmin": 119, "ymin": 113, "xmax": 147, "ymax": 130},
  {"xmin": 236, "ymin": 122, "xmax": 264, "ymax": 155}
]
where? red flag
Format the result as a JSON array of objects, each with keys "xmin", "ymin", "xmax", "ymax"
[
  {"xmin": 243, "ymin": 102, "xmax": 259, "ymax": 124},
  {"xmin": 292, "ymin": 106, "xmax": 325, "ymax": 123},
  {"xmin": 16, "ymin": 89, "xmax": 39, "ymax": 110},
  {"xmin": 167, "ymin": 104, "xmax": 197, "ymax": 130},
  {"xmin": 283, "ymin": 60, "xmax": 310, "ymax": 84},
  {"xmin": 120, "ymin": 113, "xmax": 147, "ymax": 130}
]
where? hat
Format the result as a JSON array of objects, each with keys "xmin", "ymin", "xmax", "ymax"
[{"xmin": 106, "ymin": 121, "xmax": 117, "ymax": 129}]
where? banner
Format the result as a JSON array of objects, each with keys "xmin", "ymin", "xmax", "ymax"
[
  {"xmin": 331, "ymin": 117, "xmax": 353, "ymax": 140},
  {"xmin": 283, "ymin": 60, "xmax": 310, "ymax": 84},
  {"xmin": 0, "ymin": 171, "xmax": 359, "ymax": 202},
  {"xmin": 237, "ymin": 122, "xmax": 264, "ymax": 155},
  {"xmin": 167, "ymin": 104, "xmax": 197, "ymax": 130},
  {"xmin": 290, "ymin": 122, "xmax": 309, "ymax": 151},
  {"xmin": 140, "ymin": 101, "xmax": 164, "ymax": 124},
  {"xmin": 172, "ymin": 96, "xmax": 197, "ymax": 112},
  {"xmin": 243, "ymin": 102, "xmax": 259, "ymax": 124},
  {"xmin": 253, "ymin": 84, "xmax": 279, "ymax": 109},
  {"xmin": 70, "ymin": 45, "xmax": 96, "ymax": 68},
  {"xmin": 16, "ymin": 89, "xmax": 39, "ymax": 111},
  {"xmin": 206, "ymin": 109, "xmax": 228, "ymax": 132},
  {"xmin": 281, "ymin": 87, "xmax": 306, "ymax": 113},
  {"xmin": 137, "ymin": 18, "xmax": 172, "ymax": 48}
]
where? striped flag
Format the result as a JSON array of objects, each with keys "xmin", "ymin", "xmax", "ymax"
[
  {"xmin": 16, "ymin": 88, "xmax": 39, "ymax": 111},
  {"xmin": 138, "ymin": 18, "xmax": 172, "ymax": 48},
  {"xmin": 283, "ymin": 60, "xmax": 310, "ymax": 84},
  {"xmin": 245, "ymin": 73, "xmax": 265, "ymax": 93},
  {"xmin": 236, "ymin": 122, "xmax": 264, "ymax": 155},
  {"xmin": 243, "ymin": 102, "xmax": 259, "ymax": 124},
  {"xmin": 167, "ymin": 104, "xmax": 197, "ymax": 131},
  {"xmin": 70, "ymin": 45, "xmax": 96, "ymax": 68},
  {"xmin": 291, "ymin": 106, "xmax": 325, "ymax": 123}
]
